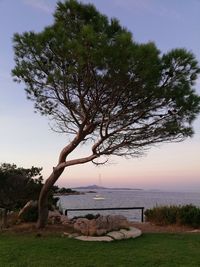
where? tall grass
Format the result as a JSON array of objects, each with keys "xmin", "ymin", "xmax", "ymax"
[{"xmin": 145, "ymin": 204, "xmax": 200, "ymax": 227}]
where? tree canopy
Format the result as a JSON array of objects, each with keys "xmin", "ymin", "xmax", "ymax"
[
  {"xmin": 12, "ymin": 0, "xmax": 200, "ymax": 159},
  {"xmin": 12, "ymin": 0, "xmax": 200, "ymax": 228},
  {"xmin": 0, "ymin": 163, "xmax": 43, "ymax": 211}
]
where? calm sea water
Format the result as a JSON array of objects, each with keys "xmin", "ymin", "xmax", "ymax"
[{"xmin": 57, "ymin": 190, "xmax": 200, "ymax": 221}]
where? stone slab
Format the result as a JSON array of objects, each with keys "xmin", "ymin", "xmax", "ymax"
[
  {"xmin": 75, "ymin": 235, "xmax": 113, "ymax": 242},
  {"xmin": 73, "ymin": 227, "xmax": 142, "ymax": 241},
  {"xmin": 107, "ymin": 231, "xmax": 125, "ymax": 240},
  {"xmin": 119, "ymin": 227, "xmax": 142, "ymax": 239}
]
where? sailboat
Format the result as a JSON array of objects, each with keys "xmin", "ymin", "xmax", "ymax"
[
  {"xmin": 93, "ymin": 194, "xmax": 105, "ymax": 200},
  {"xmin": 93, "ymin": 174, "xmax": 105, "ymax": 200}
]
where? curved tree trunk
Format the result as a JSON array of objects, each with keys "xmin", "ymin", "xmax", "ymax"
[
  {"xmin": 36, "ymin": 134, "xmax": 81, "ymax": 229},
  {"xmin": 36, "ymin": 154, "xmax": 97, "ymax": 228},
  {"xmin": 36, "ymin": 127, "xmax": 97, "ymax": 229},
  {"xmin": 36, "ymin": 168, "xmax": 64, "ymax": 229}
]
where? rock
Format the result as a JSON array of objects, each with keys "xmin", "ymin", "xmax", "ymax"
[
  {"xmin": 96, "ymin": 228, "xmax": 107, "ymax": 236},
  {"xmin": 73, "ymin": 215, "xmax": 130, "ymax": 236},
  {"xmin": 188, "ymin": 229, "xmax": 200, "ymax": 233},
  {"xmin": 95, "ymin": 215, "xmax": 109, "ymax": 230},
  {"xmin": 95, "ymin": 215, "xmax": 129, "ymax": 234},
  {"xmin": 73, "ymin": 227, "xmax": 142, "ymax": 242},
  {"xmin": 48, "ymin": 210, "xmax": 62, "ymax": 224},
  {"xmin": 73, "ymin": 218, "xmax": 90, "ymax": 235},
  {"xmin": 62, "ymin": 232, "xmax": 70, "ymax": 237},
  {"xmin": 74, "ymin": 227, "xmax": 142, "ymax": 242},
  {"xmin": 48, "ymin": 210, "xmax": 61, "ymax": 217},
  {"xmin": 107, "ymin": 231, "xmax": 125, "ymax": 240},
  {"xmin": 68, "ymin": 233, "xmax": 80, "ymax": 238},
  {"xmin": 88, "ymin": 219, "xmax": 97, "ymax": 236},
  {"xmin": 120, "ymin": 227, "xmax": 142, "ymax": 239},
  {"xmin": 74, "ymin": 227, "xmax": 142, "ymax": 241},
  {"xmin": 107, "ymin": 215, "xmax": 129, "ymax": 231},
  {"xmin": 60, "ymin": 215, "xmax": 70, "ymax": 225},
  {"xmin": 75, "ymin": 235, "xmax": 113, "ymax": 242}
]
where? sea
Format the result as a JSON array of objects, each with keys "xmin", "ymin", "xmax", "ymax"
[{"xmin": 56, "ymin": 190, "xmax": 200, "ymax": 222}]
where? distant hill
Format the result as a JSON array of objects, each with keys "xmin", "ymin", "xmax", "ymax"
[
  {"xmin": 74, "ymin": 185, "xmax": 106, "ymax": 190},
  {"xmin": 73, "ymin": 184, "xmax": 143, "ymax": 191}
]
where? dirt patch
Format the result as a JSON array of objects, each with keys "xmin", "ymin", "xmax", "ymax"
[
  {"xmin": 130, "ymin": 222, "xmax": 195, "ymax": 233},
  {"xmin": 1, "ymin": 221, "xmax": 198, "ymax": 236},
  {"xmin": 1, "ymin": 222, "xmax": 74, "ymax": 236}
]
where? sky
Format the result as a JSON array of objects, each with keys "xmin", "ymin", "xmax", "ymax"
[{"xmin": 0, "ymin": 0, "xmax": 200, "ymax": 192}]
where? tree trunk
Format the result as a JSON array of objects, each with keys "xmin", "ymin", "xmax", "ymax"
[
  {"xmin": 1, "ymin": 209, "xmax": 8, "ymax": 229},
  {"xmin": 36, "ymin": 168, "xmax": 64, "ymax": 229},
  {"xmin": 36, "ymin": 197, "xmax": 49, "ymax": 229},
  {"xmin": 36, "ymin": 134, "xmax": 97, "ymax": 229}
]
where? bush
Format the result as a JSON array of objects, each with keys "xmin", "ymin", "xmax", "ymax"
[
  {"xmin": 145, "ymin": 204, "xmax": 200, "ymax": 228},
  {"xmin": 72, "ymin": 213, "xmax": 100, "ymax": 221},
  {"xmin": 145, "ymin": 205, "xmax": 178, "ymax": 225},
  {"xmin": 177, "ymin": 205, "xmax": 200, "ymax": 228},
  {"xmin": 84, "ymin": 213, "xmax": 100, "ymax": 220},
  {"xmin": 20, "ymin": 205, "xmax": 38, "ymax": 222}
]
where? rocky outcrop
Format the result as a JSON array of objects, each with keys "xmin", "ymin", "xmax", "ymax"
[
  {"xmin": 73, "ymin": 218, "xmax": 89, "ymax": 235},
  {"xmin": 60, "ymin": 215, "xmax": 70, "ymax": 225},
  {"xmin": 65, "ymin": 214, "xmax": 142, "ymax": 241},
  {"xmin": 73, "ymin": 215, "xmax": 129, "ymax": 236},
  {"xmin": 48, "ymin": 210, "xmax": 71, "ymax": 225}
]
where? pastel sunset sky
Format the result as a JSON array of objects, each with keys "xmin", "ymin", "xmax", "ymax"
[{"xmin": 0, "ymin": 0, "xmax": 200, "ymax": 191}]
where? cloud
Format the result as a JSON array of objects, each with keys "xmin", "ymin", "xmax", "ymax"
[{"xmin": 23, "ymin": 0, "xmax": 54, "ymax": 14}]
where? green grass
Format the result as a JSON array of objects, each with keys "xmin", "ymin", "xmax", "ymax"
[{"xmin": 1, "ymin": 233, "xmax": 200, "ymax": 267}]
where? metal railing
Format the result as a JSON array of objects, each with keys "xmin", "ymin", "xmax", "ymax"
[{"xmin": 64, "ymin": 207, "xmax": 144, "ymax": 222}]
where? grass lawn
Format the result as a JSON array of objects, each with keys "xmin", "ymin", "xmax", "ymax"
[{"xmin": 1, "ymin": 233, "xmax": 200, "ymax": 267}]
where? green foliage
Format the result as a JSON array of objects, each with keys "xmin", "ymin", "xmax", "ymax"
[
  {"xmin": 72, "ymin": 213, "xmax": 100, "ymax": 221},
  {"xmin": 20, "ymin": 205, "xmax": 38, "ymax": 222},
  {"xmin": 145, "ymin": 204, "xmax": 200, "ymax": 227},
  {"xmin": 0, "ymin": 163, "xmax": 43, "ymax": 211},
  {"xmin": 57, "ymin": 187, "xmax": 77, "ymax": 194},
  {"xmin": 84, "ymin": 213, "xmax": 100, "ymax": 220},
  {"xmin": 177, "ymin": 204, "xmax": 200, "ymax": 228},
  {"xmin": 12, "ymin": 0, "xmax": 200, "ymax": 159},
  {"xmin": 0, "ymin": 163, "xmax": 57, "ymax": 212},
  {"xmin": 145, "ymin": 205, "xmax": 179, "ymax": 225}
]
